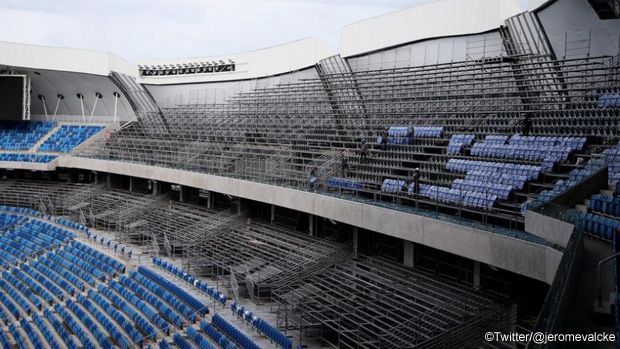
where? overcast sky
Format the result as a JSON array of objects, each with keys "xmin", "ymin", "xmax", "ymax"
[{"xmin": 0, "ymin": 0, "xmax": 528, "ymax": 63}]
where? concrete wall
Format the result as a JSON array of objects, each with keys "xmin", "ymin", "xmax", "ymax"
[
  {"xmin": 0, "ymin": 41, "xmax": 134, "ymax": 77},
  {"xmin": 347, "ymin": 31, "xmax": 504, "ymax": 71},
  {"xmin": 525, "ymin": 210, "xmax": 574, "ymax": 247},
  {"xmin": 536, "ymin": 0, "xmax": 620, "ymax": 58},
  {"xmin": 138, "ymin": 37, "xmax": 332, "ymax": 85},
  {"xmin": 57, "ymin": 156, "xmax": 563, "ymax": 284},
  {"xmin": 145, "ymin": 67, "xmax": 319, "ymax": 107},
  {"xmin": 340, "ymin": 0, "xmax": 521, "ymax": 58}
]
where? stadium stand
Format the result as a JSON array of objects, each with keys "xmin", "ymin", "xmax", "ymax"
[
  {"xmin": 0, "ymin": 205, "xmax": 276, "ymax": 348},
  {"xmin": 0, "ymin": 2, "xmax": 617, "ymax": 347},
  {"xmin": 0, "ymin": 121, "xmax": 56, "ymax": 151},
  {"xmin": 38, "ymin": 125, "xmax": 104, "ymax": 153}
]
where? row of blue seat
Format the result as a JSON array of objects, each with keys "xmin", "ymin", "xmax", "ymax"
[
  {"xmin": 44, "ymin": 308, "xmax": 80, "ymax": 349},
  {"xmin": 232, "ymin": 301, "xmax": 292, "ymax": 349},
  {"xmin": 20, "ymin": 263, "xmax": 67, "ymax": 300},
  {"xmin": 87, "ymin": 290, "xmax": 144, "ymax": 346},
  {"xmin": 589, "ymin": 194, "xmax": 620, "ymax": 217},
  {"xmin": 139, "ymin": 266, "xmax": 209, "ymax": 316},
  {"xmin": 524, "ymin": 158, "xmax": 606, "ymax": 213},
  {"xmin": 32, "ymin": 313, "xmax": 64, "ymax": 349},
  {"xmin": 0, "ymin": 206, "xmax": 51, "ymax": 220},
  {"xmin": 57, "ymin": 249, "xmax": 106, "ymax": 281},
  {"xmin": 470, "ymin": 143, "xmax": 573, "ymax": 171},
  {"xmin": 71, "ymin": 241, "xmax": 126, "ymax": 272},
  {"xmin": 212, "ymin": 313, "xmax": 261, "ymax": 349},
  {"xmin": 120, "ymin": 275, "xmax": 185, "ymax": 328},
  {"xmin": 31, "ymin": 258, "xmax": 83, "ymax": 293},
  {"xmin": 0, "ymin": 121, "xmax": 56, "ymax": 151},
  {"xmin": 381, "ymin": 179, "xmax": 406, "ymax": 193},
  {"xmin": 187, "ymin": 326, "xmax": 217, "ymax": 349},
  {"xmin": 64, "ymin": 244, "xmax": 118, "ymax": 276},
  {"xmin": 447, "ymin": 159, "xmax": 541, "ymax": 180},
  {"xmin": 97, "ymin": 284, "xmax": 159, "ymax": 339},
  {"xmin": 8, "ymin": 322, "xmax": 28, "ymax": 349},
  {"xmin": 4, "ymin": 269, "xmax": 48, "ymax": 308},
  {"xmin": 451, "ymin": 179, "xmax": 512, "ymax": 200},
  {"xmin": 172, "ymin": 332, "xmax": 195, "ymax": 349},
  {"xmin": 132, "ymin": 272, "xmax": 199, "ymax": 322},
  {"xmin": 16, "ymin": 265, "xmax": 59, "ymax": 302},
  {"xmin": 55, "ymin": 217, "xmax": 89, "ymax": 233},
  {"xmin": 578, "ymin": 211, "xmax": 619, "ymax": 240},
  {"xmin": 327, "ymin": 177, "xmax": 364, "ymax": 190},
  {"xmin": 386, "ymin": 126, "xmax": 444, "ymax": 143},
  {"xmin": 0, "ymin": 291, "xmax": 21, "ymax": 321},
  {"xmin": 20, "ymin": 318, "xmax": 44, "ymax": 349},
  {"xmin": 153, "ymin": 257, "xmax": 227, "ymax": 306},
  {"xmin": 0, "ymin": 277, "xmax": 33, "ymax": 315},
  {"xmin": 200, "ymin": 320, "xmax": 237, "ymax": 349},
  {"xmin": 599, "ymin": 94, "xmax": 620, "ymax": 108},
  {"xmin": 484, "ymin": 135, "xmax": 508, "ymax": 145},
  {"xmin": 0, "ymin": 212, "xmax": 23, "ymax": 229},
  {"xmin": 0, "ymin": 153, "xmax": 58, "ymax": 163},
  {"xmin": 107, "ymin": 280, "xmax": 171, "ymax": 333},
  {"xmin": 43, "ymin": 253, "xmax": 98, "ymax": 286},
  {"xmin": 39, "ymin": 125, "xmax": 104, "ymax": 153},
  {"xmin": 465, "ymin": 171, "xmax": 527, "ymax": 190},
  {"xmin": 420, "ymin": 185, "xmax": 497, "ymax": 209},
  {"xmin": 55, "ymin": 303, "xmax": 98, "ymax": 349},
  {"xmin": 447, "ymin": 134, "xmax": 475, "ymax": 155},
  {"xmin": 66, "ymin": 299, "xmax": 113, "ymax": 349},
  {"xmin": 508, "ymin": 135, "xmax": 586, "ymax": 149},
  {"xmin": 77, "ymin": 294, "xmax": 132, "ymax": 349}
]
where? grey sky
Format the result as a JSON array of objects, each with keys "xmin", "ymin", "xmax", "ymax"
[{"xmin": 0, "ymin": 0, "xmax": 528, "ymax": 63}]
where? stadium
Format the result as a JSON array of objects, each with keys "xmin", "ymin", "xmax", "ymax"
[{"xmin": 0, "ymin": 0, "xmax": 618, "ymax": 347}]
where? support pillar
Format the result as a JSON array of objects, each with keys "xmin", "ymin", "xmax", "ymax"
[
  {"xmin": 179, "ymin": 185, "xmax": 184, "ymax": 202},
  {"xmin": 152, "ymin": 180, "xmax": 158, "ymax": 195},
  {"xmin": 403, "ymin": 241, "xmax": 414, "ymax": 268},
  {"xmin": 352, "ymin": 227, "xmax": 358, "ymax": 258},
  {"xmin": 270, "ymin": 204, "xmax": 275, "ymax": 223},
  {"xmin": 105, "ymin": 173, "xmax": 111, "ymax": 189},
  {"xmin": 308, "ymin": 214, "xmax": 314, "ymax": 236},
  {"xmin": 473, "ymin": 261, "xmax": 481, "ymax": 289},
  {"xmin": 129, "ymin": 177, "xmax": 133, "ymax": 192}
]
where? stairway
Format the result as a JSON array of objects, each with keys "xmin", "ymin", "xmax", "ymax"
[{"xmin": 30, "ymin": 124, "xmax": 61, "ymax": 153}]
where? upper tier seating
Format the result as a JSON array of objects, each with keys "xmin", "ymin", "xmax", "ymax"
[
  {"xmin": 525, "ymin": 158, "xmax": 606, "ymax": 213},
  {"xmin": 38, "ymin": 125, "xmax": 104, "ymax": 153},
  {"xmin": 471, "ymin": 135, "xmax": 586, "ymax": 171},
  {"xmin": 447, "ymin": 134, "xmax": 475, "ymax": 155},
  {"xmin": 0, "ymin": 121, "xmax": 56, "ymax": 150}
]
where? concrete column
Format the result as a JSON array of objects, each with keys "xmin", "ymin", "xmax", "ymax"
[
  {"xmin": 403, "ymin": 241, "xmax": 414, "ymax": 268},
  {"xmin": 473, "ymin": 261, "xmax": 481, "ymax": 289},
  {"xmin": 129, "ymin": 177, "xmax": 133, "ymax": 192},
  {"xmin": 308, "ymin": 214, "xmax": 314, "ymax": 236},
  {"xmin": 352, "ymin": 227, "xmax": 359, "ymax": 259},
  {"xmin": 270, "ymin": 204, "xmax": 275, "ymax": 223},
  {"xmin": 105, "ymin": 173, "xmax": 111, "ymax": 188},
  {"xmin": 179, "ymin": 185, "xmax": 184, "ymax": 202},
  {"xmin": 152, "ymin": 180, "xmax": 158, "ymax": 195},
  {"xmin": 207, "ymin": 192, "xmax": 212, "ymax": 209}
]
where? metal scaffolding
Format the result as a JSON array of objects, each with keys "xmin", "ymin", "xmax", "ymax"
[
  {"xmin": 76, "ymin": 54, "xmax": 620, "ymax": 232},
  {"xmin": 272, "ymin": 255, "xmax": 514, "ymax": 349}
]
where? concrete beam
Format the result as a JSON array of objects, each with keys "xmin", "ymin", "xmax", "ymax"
[{"xmin": 59, "ymin": 156, "xmax": 563, "ymax": 284}]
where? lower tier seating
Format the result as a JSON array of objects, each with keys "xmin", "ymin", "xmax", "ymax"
[{"xmin": 0, "ymin": 153, "xmax": 57, "ymax": 163}]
